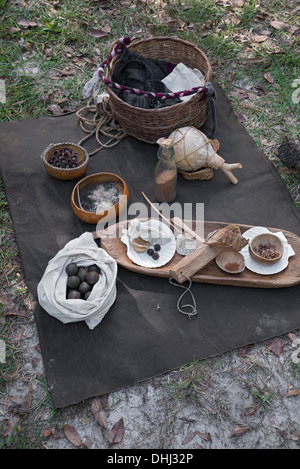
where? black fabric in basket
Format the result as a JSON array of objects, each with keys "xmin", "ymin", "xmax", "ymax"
[
  {"xmin": 0, "ymin": 81, "xmax": 300, "ymax": 409},
  {"xmin": 111, "ymin": 47, "xmax": 181, "ymax": 108}
]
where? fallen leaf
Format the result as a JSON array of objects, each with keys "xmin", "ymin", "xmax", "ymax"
[
  {"xmin": 81, "ymin": 436, "xmax": 93, "ymax": 449},
  {"xmin": 89, "ymin": 27, "xmax": 111, "ymax": 38},
  {"xmin": 111, "ymin": 418, "xmax": 124, "ymax": 444},
  {"xmin": 238, "ymin": 344, "xmax": 254, "ymax": 357},
  {"xmin": 104, "ymin": 418, "xmax": 125, "ymax": 446},
  {"xmin": 47, "ymin": 104, "xmax": 70, "ymax": 115},
  {"xmin": 196, "ymin": 431, "xmax": 212, "ymax": 442},
  {"xmin": 230, "ymin": 88, "xmax": 249, "ymax": 99},
  {"xmin": 293, "ymin": 27, "xmax": 300, "ymax": 36},
  {"xmin": 288, "ymin": 332, "xmax": 298, "ymax": 342},
  {"xmin": 42, "ymin": 426, "xmax": 57, "ymax": 438},
  {"xmin": 234, "ymin": 111, "xmax": 247, "ymax": 124},
  {"xmin": 267, "ymin": 337, "xmax": 284, "ymax": 357},
  {"xmin": 7, "ymin": 26, "xmax": 21, "ymax": 33},
  {"xmin": 182, "ymin": 431, "xmax": 196, "ymax": 445},
  {"xmin": 245, "ymin": 405, "xmax": 259, "ymax": 416},
  {"xmin": 91, "ymin": 398, "xmax": 107, "ymax": 429},
  {"xmin": 100, "ymin": 393, "xmax": 110, "ymax": 408},
  {"xmin": 252, "ymin": 35, "xmax": 269, "ymax": 43},
  {"xmin": 25, "ymin": 382, "xmax": 33, "ymax": 411},
  {"xmin": 63, "ymin": 424, "xmax": 82, "ymax": 447},
  {"xmin": 270, "ymin": 20, "xmax": 291, "ymax": 31},
  {"xmin": 264, "ymin": 72, "xmax": 274, "ymax": 83},
  {"xmin": 249, "ymin": 86, "xmax": 266, "ymax": 96},
  {"xmin": 17, "ymin": 19, "xmax": 40, "ymax": 28},
  {"xmin": 35, "ymin": 343, "xmax": 42, "ymax": 354},
  {"xmin": 55, "ymin": 67, "xmax": 77, "ymax": 76},
  {"xmin": 14, "ymin": 327, "xmax": 24, "ymax": 343},
  {"xmin": 230, "ymin": 426, "xmax": 250, "ymax": 437},
  {"xmin": 286, "ymin": 389, "xmax": 299, "ymax": 397}
]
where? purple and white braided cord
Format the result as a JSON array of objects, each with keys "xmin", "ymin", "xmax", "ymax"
[{"xmin": 97, "ymin": 36, "xmax": 209, "ymax": 100}]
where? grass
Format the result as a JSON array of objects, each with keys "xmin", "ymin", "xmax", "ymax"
[
  {"xmin": 0, "ymin": 0, "xmax": 299, "ymax": 448},
  {"xmin": 250, "ymin": 386, "xmax": 276, "ymax": 413}
]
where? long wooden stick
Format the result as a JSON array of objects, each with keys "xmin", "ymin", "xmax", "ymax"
[
  {"xmin": 141, "ymin": 192, "xmax": 205, "ymax": 243},
  {"xmin": 141, "ymin": 191, "xmax": 174, "ymax": 229}
]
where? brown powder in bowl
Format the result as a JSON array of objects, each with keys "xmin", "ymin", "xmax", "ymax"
[{"xmin": 224, "ymin": 262, "xmax": 241, "ymax": 272}]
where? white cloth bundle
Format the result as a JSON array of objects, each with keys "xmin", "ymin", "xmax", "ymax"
[
  {"xmin": 162, "ymin": 62, "xmax": 205, "ymax": 102},
  {"xmin": 37, "ymin": 232, "xmax": 117, "ymax": 330}
]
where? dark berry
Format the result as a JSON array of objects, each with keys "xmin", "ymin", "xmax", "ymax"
[
  {"xmin": 67, "ymin": 275, "xmax": 80, "ymax": 289},
  {"xmin": 154, "ymin": 244, "xmax": 161, "ymax": 252},
  {"xmin": 66, "ymin": 263, "xmax": 78, "ymax": 276},
  {"xmin": 147, "ymin": 248, "xmax": 154, "ymax": 256},
  {"xmin": 152, "ymin": 252, "xmax": 160, "ymax": 260},
  {"xmin": 86, "ymin": 271, "xmax": 99, "ymax": 285}
]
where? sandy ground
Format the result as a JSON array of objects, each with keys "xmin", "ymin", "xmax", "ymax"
[{"xmin": 1, "ymin": 268, "xmax": 300, "ymax": 450}]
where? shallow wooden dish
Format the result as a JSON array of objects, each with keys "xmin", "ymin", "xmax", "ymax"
[
  {"xmin": 71, "ymin": 172, "xmax": 129, "ymax": 224},
  {"xmin": 249, "ymin": 233, "xmax": 283, "ymax": 264},
  {"xmin": 94, "ymin": 220, "xmax": 300, "ymax": 288},
  {"xmin": 215, "ymin": 250, "xmax": 245, "ymax": 274},
  {"xmin": 41, "ymin": 142, "xmax": 89, "ymax": 180}
]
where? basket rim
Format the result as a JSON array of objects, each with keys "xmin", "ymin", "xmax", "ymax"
[
  {"xmin": 105, "ymin": 35, "xmax": 213, "ymax": 112},
  {"xmin": 106, "ymin": 87, "xmax": 208, "ymax": 113}
]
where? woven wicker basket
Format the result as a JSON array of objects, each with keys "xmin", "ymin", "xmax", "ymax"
[{"xmin": 104, "ymin": 37, "xmax": 212, "ymax": 144}]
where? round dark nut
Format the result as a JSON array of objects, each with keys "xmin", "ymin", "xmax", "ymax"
[
  {"xmin": 154, "ymin": 244, "xmax": 161, "ymax": 252},
  {"xmin": 147, "ymin": 248, "xmax": 154, "ymax": 256},
  {"xmin": 67, "ymin": 275, "xmax": 80, "ymax": 289},
  {"xmin": 84, "ymin": 291, "xmax": 92, "ymax": 300},
  {"xmin": 86, "ymin": 271, "xmax": 99, "ymax": 285},
  {"xmin": 88, "ymin": 264, "xmax": 101, "ymax": 274},
  {"xmin": 152, "ymin": 252, "xmax": 160, "ymax": 260},
  {"xmin": 78, "ymin": 281, "xmax": 92, "ymax": 295},
  {"xmin": 66, "ymin": 263, "xmax": 78, "ymax": 276},
  {"xmin": 77, "ymin": 267, "xmax": 88, "ymax": 282},
  {"xmin": 67, "ymin": 290, "xmax": 81, "ymax": 300}
]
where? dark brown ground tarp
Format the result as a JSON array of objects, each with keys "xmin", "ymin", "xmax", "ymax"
[{"xmin": 0, "ymin": 82, "xmax": 300, "ymax": 409}]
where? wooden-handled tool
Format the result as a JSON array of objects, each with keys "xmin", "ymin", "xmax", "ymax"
[
  {"xmin": 169, "ymin": 244, "xmax": 222, "ymax": 283},
  {"xmin": 169, "ymin": 224, "xmax": 248, "ymax": 284}
]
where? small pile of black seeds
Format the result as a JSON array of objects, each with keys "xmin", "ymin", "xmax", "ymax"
[
  {"xmin": 48, "ymin": 146, "xmax": 81, "ymax": 169},
  {"xmin": 65, "ymin": 262, "xmax": 101, "ymax": 300},
  {"xmin": 147, "ymin": 243, "xmax": 161, "ymax": 260}
]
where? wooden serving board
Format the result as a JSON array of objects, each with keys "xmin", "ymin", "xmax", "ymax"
[{"xmin": 93, "ymin": 220, "xmax": 300, "ymax": 288}]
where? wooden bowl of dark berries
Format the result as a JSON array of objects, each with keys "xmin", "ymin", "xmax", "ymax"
[
  {"xmin": 65, "ymin": 262, "xmax": 101, "ymax": 300},
  {"xmin": 249, "ymin": 233, "xmax": 284, "ymax": 264},
  {"xmin": 41, "ymin": 142, "xmax": 89, "ymax": 180}
]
